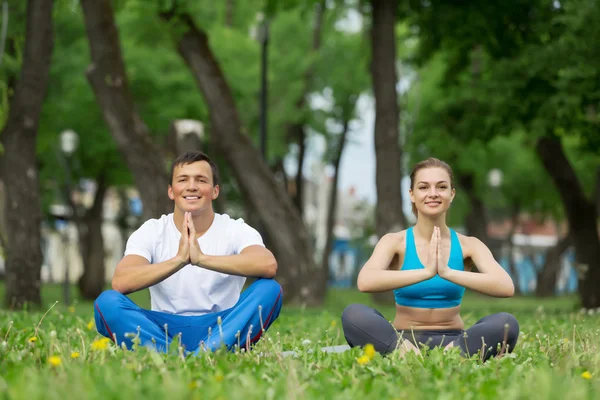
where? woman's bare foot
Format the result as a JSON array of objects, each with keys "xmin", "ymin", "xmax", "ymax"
[
  {"xmin": 443, "ymin": 342, "xmax": 454, "ymax": 351},
  {"xmin": 393, "ymin": 338, "xmax": 421, "ymax": 357}
]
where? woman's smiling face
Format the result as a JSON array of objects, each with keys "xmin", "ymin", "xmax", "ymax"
[{"xmin": 409, "ymin": 167, "xmax": 455, "ymax": 218}]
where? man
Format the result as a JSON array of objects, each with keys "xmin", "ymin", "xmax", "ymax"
[{"xmin": 94, "ymin": 151, "xmax": 282, "ymax": 353}]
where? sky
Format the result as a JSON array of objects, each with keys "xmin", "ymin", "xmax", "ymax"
[
  {"xmin": 283, "ymin": 94, "xmax": 415, "ymax": 218},
  {"xmin": 283, "ymin": 95, "xmax": 377, "ymax": 203},
  {"xmin": 282, "ymin": 8, "xmax": 416, "ymax": 216}
]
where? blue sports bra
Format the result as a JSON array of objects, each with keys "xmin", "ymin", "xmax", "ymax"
[{"xmin": 393, "ymin": 227, "xmax": 466, "ymax": 309}]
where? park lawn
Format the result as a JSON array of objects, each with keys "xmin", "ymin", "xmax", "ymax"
[{"xmin": 0, "ymin": 284, "xmax": 598, "ymax": 400}]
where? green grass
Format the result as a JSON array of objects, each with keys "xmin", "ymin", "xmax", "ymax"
[{"xmin": 1, "ymin": 284, "xmax": 598, "ymax": 399}]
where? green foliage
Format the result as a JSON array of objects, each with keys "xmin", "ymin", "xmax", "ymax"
[
  {"xmin": 155, "ymin": 0, "xmax": 328, "ymax": 160},
  {"xmin": 314, "ymin": 11, "xmax": 369, "ymax": 115},
  {"xmin": 407, "ymin": 0, "xmax": 554, "ymax": 79},
  {"xmin": 0, "ymin": 65, "xmax": 11, "ymax": 131},
  {"xmin": 265, "ymin": 0, "xmax": 324, "ymax": 18},
  {"xmin": 309, "ymin": 5, "xmax": 370, "ymax": 163},
  {"xmin": 408, "ymin": 0, "xmax": 600, "ymax": 150},
  {"xmin": 0, "ymin": 0, "xmax": 27, "ymax": 134},
  {"xmin": 117, "ymin": 5, "xmax": 209, "ymax": 136},
  {"xmin": 404, "ymin": 52, "xmax": 490, "ymax": 224},
  {"xmin": 1, "ymin": 286, "xmax": 599, "ymax": 399},
  {"xmin": 37, "ymin": 3, "xmax": 129, "ymax": 216},
  {"xmin": 404, "ymin": 0, "xmax": 600, "ymax": 225},
  {"xmin": 37, "ymin": 1, "xmax": 216, "ymax": 213},
  {"xmin": 31, "ymin": 0, "xmax": 381, "ymax": 220},
  {"xmin": 485, "ymin": 132, "xmax": 562, "ymax": 220}
]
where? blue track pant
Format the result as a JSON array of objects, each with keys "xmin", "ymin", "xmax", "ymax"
[{"xmin": 93, "ymin": 278, "xmax": 283, "ymax": 353}]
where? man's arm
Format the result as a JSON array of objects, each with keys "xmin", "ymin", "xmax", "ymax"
[
  {"xmin": 193, "ymin": 245, "xmax": 277, "ymax": 278},
  {"xmin": 113, "ymin": 213, "xmax": 193, "ymax": 294},
  {"xmin": 111, "ymin": 255, "xmax": 188, "ymax": 295}
]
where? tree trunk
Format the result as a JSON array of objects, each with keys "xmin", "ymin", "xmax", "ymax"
[
  {"xmin": 536, "ymin": 136, "xmax": 600, "ymax": 308},
  {"xmin": 77, "ymin": 174, "xmax": 108, "ymax": 300},
  {"xmin": 80, "ymin": 0, "xmax": 171, "ymax": 220},
  {"xmin": 370, "ymin": 0, "xmax": 407, "ymax": 239},
  {"xmin": 0, "ymin": 38, "xmax": 15, "ymax": 255},
  {"xmin": 322, "ymin": 119, "xmax": 351, "ymax": 273},
  {"xmin": 370, "ymin": 0, "xmax": 407, "ymax": 305},
  {"xmin": 272, "ymin": 157, "xmax": 290, "ymax": 192},
  {"xmin": 536, "ymin": 233, "xmax": 572, "ymax": 297},
  {"xmin": 506, "ymin": 202, "xmax": 521, "ymax": 294},
  {"xmin": 0, "ymin": 0, "xmax": 53, "ymax": 309},
  {"xmin": 458, "ymin": 173, "xmax": 490, "ymax": 245},
  {"xmin": 594, "ymin": 166, "xmax": 600, "ymax": 218},
  {"xmin": 116, "ymin": 187, "xmax": 132, "ymax": 254},
  {"xmin": 162, "ymin": 13, "xmax": 325, "ymax": 305},
  {"xmin": 289, "ymin": 0, "xmax": 325, "ymax": 215},
  {"xmin": 225, "ymin": 0, "xmax": 234, "ymax": 27},
  {"xmin": 293, "ymin": 126, "xmax": 307, "ymax": 212},
  {"xmin": 0, "ymin": 180, "xmax": 6, "ymax": 258}
]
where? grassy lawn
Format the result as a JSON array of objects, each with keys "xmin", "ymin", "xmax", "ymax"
[{"xmin": 0, "ymin": 283, "xmax": 598, "ymax": 399}]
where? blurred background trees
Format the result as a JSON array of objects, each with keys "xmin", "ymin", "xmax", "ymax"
[{"xmin": 0, "ymin": 0, "xmax": 598, "ymax": 309}]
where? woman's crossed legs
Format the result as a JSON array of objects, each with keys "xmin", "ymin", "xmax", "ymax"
[{"xmin": 341, "ymin": 304, "xmax": 519, "ymax": 361}]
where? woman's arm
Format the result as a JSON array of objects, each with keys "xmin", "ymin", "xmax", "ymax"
[
  {"xmin": 357, "ymin": 232, "xmax": 436, "ymax": 293},
  {"xmin": 438, "ymin": 236, "xmax": 515, "ymax": 297}
]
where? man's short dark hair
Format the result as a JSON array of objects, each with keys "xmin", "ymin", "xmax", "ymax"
[{"xmin": 170, "ymin": 151, "xmax": 220, "ymax": 186}]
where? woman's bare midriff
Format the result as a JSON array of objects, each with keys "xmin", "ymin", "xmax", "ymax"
[{"xmin": 392, "ymin": 304, "xmax": 464, "ymax": 331}]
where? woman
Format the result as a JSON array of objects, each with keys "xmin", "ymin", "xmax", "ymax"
[{"xmin": 341, "ymin": 158, "xmax": 519, "ymax": 361}]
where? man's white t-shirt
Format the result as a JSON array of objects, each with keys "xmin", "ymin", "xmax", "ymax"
[{"xmin": 124, "ymin": 213, "xmax": 264, "ymax": 316}]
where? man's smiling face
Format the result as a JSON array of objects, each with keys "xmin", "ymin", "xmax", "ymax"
[{"xmin": 168, "ymin": 161, "xmax": 219, "ymax": 214}]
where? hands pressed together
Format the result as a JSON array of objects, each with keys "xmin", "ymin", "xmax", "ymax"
[
  {"xmin": 424, "ymin": 226, "xmax": 451, "ymax": 279},
  {"xmin": 176, "ymin": 212, "xmax": 205, "ymax": 266}
]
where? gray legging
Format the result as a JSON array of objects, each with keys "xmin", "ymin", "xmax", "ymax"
[{"xmin": 341, "ymin": 304, "xmax": 519, "ymax": 361}]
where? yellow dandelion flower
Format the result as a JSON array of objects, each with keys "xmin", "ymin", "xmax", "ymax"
[
  {"xmin": 48, "ymin": 356, "xmax": 62, "ymax": 367},
  {"xmin": 215, "ymin": 373, "xmax": 224, "ymax": 382},
  {"xmin": 28, "ymin": 337, "xmax": 37, "ymax": 343},
  {"xmin": 87, "ymin": 319, "xmax": 95, "ymax": 331},
  {"xmin": 188, "ymin": 381, "xmax": 199, "ymax": 389},
  {"xmin": 91, "ymin": 337, "xmax": 112, "ymax": 351},
  {"xmin": 68, "ymin": 306, "xmax": 76, "ymax": 313},
  {"xmin": 581, "ymin": 371, "xmax": 592, "ymax": 380},
  {"xmin": 364, "ymin": 343, "xmax": 376, "ymax": 360},
  {"xmin": 71, "ymin": 352, "xmax": 80, "ymax": 359},
  {"xmin": 330, "ymin": 320, "xmax": 337, "ymax": 328},
  {"xmin": 563, "ymin": 338, "xmax": 569, "ymax": 343},
  {"xmin": 357, "ymin": 355, "xmax": 370, "ymax": 365}
]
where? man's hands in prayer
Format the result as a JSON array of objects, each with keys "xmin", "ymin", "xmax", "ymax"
[
  {"xmin": 186, "ymin": 212, "xmax": 205, "ymax": 266},
  {"xmin": 176, "ymin": 212, "xmax": 205, "ymax": 266},
  {"xmin": 176, "ymin": 212, "xmax": 191, "ymax": 265}
]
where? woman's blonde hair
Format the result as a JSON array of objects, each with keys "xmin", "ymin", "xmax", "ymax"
[{"xmin": 409, "ymin": 158, "xmax": 454, "ymax": 217}]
